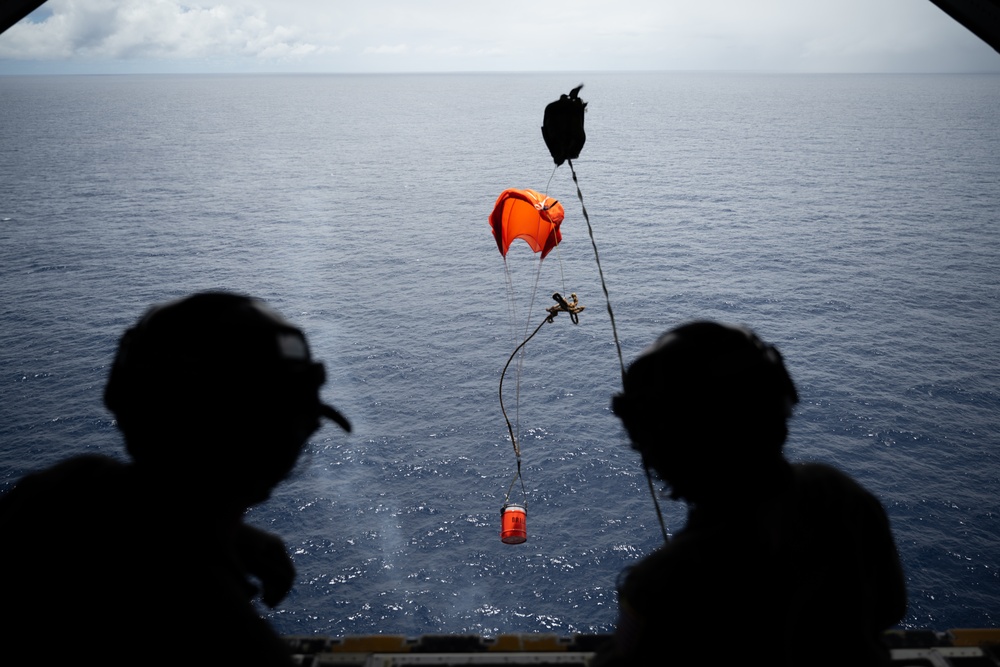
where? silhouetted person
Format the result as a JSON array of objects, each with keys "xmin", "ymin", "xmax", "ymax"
[
  {"xmin": 603, "ymin": 321, "xmax": 906, "ymax": 666},
  {"xmin": 0, "ymin": 292, "xmax": 351, "ymax": 666}
]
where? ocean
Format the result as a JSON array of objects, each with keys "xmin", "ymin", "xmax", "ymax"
[{"xmin": 1, "ymin": 71, "xmax": 998, "ymax": 637}]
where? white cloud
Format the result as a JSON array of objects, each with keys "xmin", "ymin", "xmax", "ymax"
[
  {"xmin": 0, "ymin": 0, "xmax": 325, "ymax": 61},
  {"xmin": 363, "ymin": 44, "xmax": 408, "ymax": 56},
  {"xmin": 0, "ymin": 0, "xmax": 997, "ymax": 73}
]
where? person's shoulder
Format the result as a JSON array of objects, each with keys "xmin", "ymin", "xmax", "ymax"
[
  {"xmin": 621, "ymin": 524, "xmax": 726, "ymax": 594},
  {"xmin": 789, "ymin": 461, "xmax": 888, "ymax": 516},
  {"xmin": 792, "ymin": 460, "xmax": 849, "ymax": 477},
  {"xmin": 20, "ymin": 453, "xmax": 125, "ymax": 475},
  {"xmin": 45, "ymin": 453, "xmax": 127, "ymax": 474},
  {"xmin": 1, "ymin": 454, "xmax": 130, "ymax": 514},
  {"xmin": 791, "ymin": 461, "xmax": 868, "ymax": 490},
  {"xmin": 17, "ymin": 453, "xmax": 127, "ymax": 489}
]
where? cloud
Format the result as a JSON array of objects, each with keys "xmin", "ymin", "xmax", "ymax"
[
  {"xmin": 0, "ymin": 0, "xmax": 326, "ymax": 61},
  {"xmin": 0, "ymin": 0, "xmax": 997, "ymax": 73},
  {"xmin": 363, "ymin": 44, "xmax": 408, "ymax": 56}
]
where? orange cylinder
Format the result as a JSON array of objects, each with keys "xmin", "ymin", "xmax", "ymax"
[{"xmin": 500, "ymin": 504, "xmax": 527, "ymax": 544}]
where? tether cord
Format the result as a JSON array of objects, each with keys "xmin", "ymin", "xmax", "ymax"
[
  {"xmin": 644, "ymin": 460, "xmax": 669, "ymax": 542},
  {"xmin": 568, "ymin": 159, "xmax": 626, "ymax": 386},
  {"xmin": 500, "ymin": 318, "xmax": 543, "ymax": 506},
  {"xmin": 499, "ymin": 294, "xmax": 585, "ymax": 507},
  {"xmin": 567, "ymin": 158, "xmax": 668, "ymax": 544}
]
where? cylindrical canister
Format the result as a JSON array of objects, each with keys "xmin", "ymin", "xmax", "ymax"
[{"xmin": 500, "ymin": 504, "xmax": 527, "ymax": 544}]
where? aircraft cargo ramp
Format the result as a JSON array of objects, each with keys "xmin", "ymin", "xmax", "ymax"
[{"xmin": 283, "ymin": 630, "xmax": 1000, "ymax": 666}]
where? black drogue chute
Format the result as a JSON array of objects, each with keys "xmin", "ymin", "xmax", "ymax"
[{"xmin": 541, "ymin": 84, "xmax": 587, "ymax": 166}]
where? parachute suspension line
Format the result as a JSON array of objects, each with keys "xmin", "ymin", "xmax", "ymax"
[
  {"xmin": 501, "ymin": 260, "xmax": 522, "ymax": 433},
  {"xmin": 499, "ymin": 293, "xmax": 586, "ymax": 508},
  {"xmin": 544, "ymin": 163, "xmax": 566, "ymax": 307},
  {"xmin": 502, "ymin": 260, "xmax": 519, "ymax": 347},
  {"xmin": 544, "ymin": 164, "xmax": 557, "ymax": 200},
  {"xmin": 513, "ymin": 258, "xmax": 545, "ymax": 438},
  {"xmin": 567, "ymin": 158, "xmax": 667, "ymax": 544},
  {"xmin": 544, "ymin": 165, "xmax": 565, "ymax": 294},
  {"xmin": 523, "ymin": 258, "xmax": 544, "ymax": 344},
  {"xmin": 551, "ymin": 244, "xmax": 569, "ymax": 302}
]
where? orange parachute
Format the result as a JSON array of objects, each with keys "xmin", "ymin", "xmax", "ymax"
[{"xmin": 489, "ymin": 188, "xmax": 565, "ymax": 259}]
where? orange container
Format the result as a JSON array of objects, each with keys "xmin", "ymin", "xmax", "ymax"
[{"xmin": 500, "ymin": 504, "xmax": 527, "ymax": 544}]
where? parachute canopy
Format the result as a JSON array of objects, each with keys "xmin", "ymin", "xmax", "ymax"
[
  {"xmin": 489, "ymin": 189, "xmax": 565, "ymax": 260},
  {"xmin": 541, "ymin": 84, "xmax": 587, "ymax": 166}
]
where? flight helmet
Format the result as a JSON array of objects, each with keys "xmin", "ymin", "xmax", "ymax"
[
  {"xmin": 612, "ymin": 321, "xmax": 798, "ymax": 468},
  {"xmin": 104, "ymin": 292, "xmax": 350, "ymax": 482}
]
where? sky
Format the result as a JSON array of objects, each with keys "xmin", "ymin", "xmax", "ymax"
[{"xmin": 1, "ymin": 0, "xmax": 998, "ymax": 75}]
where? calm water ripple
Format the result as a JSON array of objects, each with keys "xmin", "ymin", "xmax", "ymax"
[{"xmin": 1, "ymin": 72, "xmax": 998, "ymax": 634}]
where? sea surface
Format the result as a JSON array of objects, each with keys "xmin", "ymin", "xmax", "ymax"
[{"xmin": 1, "ymin": 71, "xmax": 998, "ymax": 637}]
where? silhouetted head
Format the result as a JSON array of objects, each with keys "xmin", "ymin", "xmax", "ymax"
[
  {"xmin": 105, "ymin": 292, "xmax": 350, "ymax": 509},
  {"xmin": 612, "ymin": 321, "xmax": 798, "ymax": 503}
]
